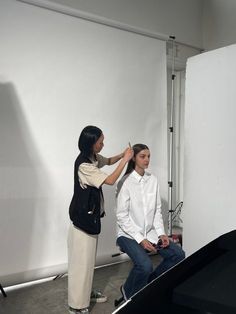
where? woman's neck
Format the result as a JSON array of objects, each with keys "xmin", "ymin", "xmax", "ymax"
[
  {"xmin": 90, "ymin": 153, "xmax": 96, "ymax": 161},
  {"xmin": 135, "ymin": 166, "xmax": 145, "ymax": 176}
]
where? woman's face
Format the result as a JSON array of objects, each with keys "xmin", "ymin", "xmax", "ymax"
[
  {"xmin": 93, "ymin": 133, "xmax": 104, "ymax": 154},
  {"xmin": 134, "ymin": 149, "xmax": 150, "ymax": 172}
]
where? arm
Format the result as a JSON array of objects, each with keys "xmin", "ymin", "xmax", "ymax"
[
  {"xmin": 104, "ymin": 148, "xmax": 133, "ymax": 185},
  {"xmin": 150, "ymin": 184, "xmax": 169, "ymax": 248},
  {"xmin": 153, "ymin": 183, "xmax": 166, "ymax": 238},
  {"xmin": 140, "ymin": 181, "xmax": 165, "ymax": 252},
  {"xmin": 107, "ymin": 144, "xmax": 135, "ymax": 165},
  {"xmin": 107, "ymin": 153, "xmax": 124, "ymax": 165},
  {"xmin": 116, "ymin": 182, "xmax": 144, "ymax": 243}
]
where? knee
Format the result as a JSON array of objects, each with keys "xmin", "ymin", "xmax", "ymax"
[
  {"xmin": 137, "ymin": 259, "xmax": 153, "ymax": 275},
  {"xmin": 175, "ymin": 247, "xmax": 185, "ymax": 262},
  {"xmin": 167, "ymin": 242, "xmax": 185, "ymax": 262}
]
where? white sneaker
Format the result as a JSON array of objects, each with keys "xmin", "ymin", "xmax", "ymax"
[
  {"xmin": 90, "ymin": 290, "xmax": 107, "ymax": 303},
  {"xmin": 69, "ymin": 306, "xmax": 89, "ymax": 314}
]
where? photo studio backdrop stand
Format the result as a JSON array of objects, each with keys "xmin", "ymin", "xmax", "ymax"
[
  {"xmin": 167, "ymin": 36, "xmax": 184, "ymax": 245},
  {"xmin": 167, "ymin": 35, "xmax": 182, "ymax": 239},
  {"xmin": 167, "ymin": 35, "xmax": 176, "ymax": 237}
]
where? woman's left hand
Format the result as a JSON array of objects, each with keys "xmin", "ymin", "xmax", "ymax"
[{"xmin": 159, "ymin": 235, "xmax": 169, "ymax": 247}]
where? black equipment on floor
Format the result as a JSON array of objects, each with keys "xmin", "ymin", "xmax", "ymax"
[
  {"xmin": 113, "ymin": 230, "xmax": 236, "ymax": 314},
  {"xmin": 0, "ymin": 284, "xmax": 7, "ymax": 297}
]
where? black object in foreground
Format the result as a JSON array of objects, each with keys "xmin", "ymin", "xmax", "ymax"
[{"xmin": 113, "ymin": 230, "xmax": 236, "ymax": 314}]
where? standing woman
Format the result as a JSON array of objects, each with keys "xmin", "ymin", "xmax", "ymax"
[
  {"xmin": 68, "ymin": 125, "xmax": 133, "ymax": 314},
  {"xmin": 115, "ymin": 144, "xmax": 185, "ymax": 302}
]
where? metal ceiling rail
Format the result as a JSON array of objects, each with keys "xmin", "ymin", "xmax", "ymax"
[{"xmin": 17, "ymin": 0, "xmax": 204, "ymax": 52}]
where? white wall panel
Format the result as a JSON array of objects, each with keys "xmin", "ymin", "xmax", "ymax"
[
  {"xmin": 183, "ymin": 44, "xmax": 236, "ymax": 256},
  {"xmin": 0, "ymin": 0, "xmax": 167, "ymax": 286}
]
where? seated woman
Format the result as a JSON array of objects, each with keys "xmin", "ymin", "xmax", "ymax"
[{"xmin": 115, "ymin": 144, "xmax": 185, "ymax": 302}]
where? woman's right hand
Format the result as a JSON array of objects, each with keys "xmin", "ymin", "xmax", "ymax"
[
  {"xmin": 104, "ymin": 147, "xmax": 133, "ymax": 186},
  {"xmin": 140, "ymin": 239, "xmax": 157, "ymax": 252},
  {"xmin": 123, "ymin": 147, "xmax": 133, "ymax": 162}
]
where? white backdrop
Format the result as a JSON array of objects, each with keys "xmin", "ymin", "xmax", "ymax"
[
  {"xmin": 0, "ymin": 0, "xmax": 167, "ymax": 286},
  {"xmin": 183, "ymin": 44, "xmax": 236, "ymax": 256}
]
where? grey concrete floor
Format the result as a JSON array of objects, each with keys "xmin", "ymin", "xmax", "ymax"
[{"xmin": 0, "ymin": 255, "xmax": 162, "ymax": 314}]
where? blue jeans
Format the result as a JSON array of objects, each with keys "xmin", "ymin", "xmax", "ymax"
[{"xmin": 117, "ymin": 236, "xmax": 185, "ymax": 299}]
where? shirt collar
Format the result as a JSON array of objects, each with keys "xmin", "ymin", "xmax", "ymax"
[{"xmin": 131, "ymin": 170, "xmax": 150, "ymax": 182}]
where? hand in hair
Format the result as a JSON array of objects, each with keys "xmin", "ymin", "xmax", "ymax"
[{"xmin": 123, "ymin": 147, "xmax": 133, "ymax": 162}]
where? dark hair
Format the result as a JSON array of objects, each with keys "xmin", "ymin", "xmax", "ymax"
[
  {"xmin": 78, "ymin": 125, "xmax": 103, "ymax": 158},
  {"xmin": 124, "ymin": 143, "xmax": 149, "ymax": 175}
]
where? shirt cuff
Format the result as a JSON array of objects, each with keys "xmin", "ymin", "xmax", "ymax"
[
  {"xmin": 134, "ymin": 233, "xmax": 145, "ymax": 244},
  {"xmin": 156, "ymin": 228, "xmax": 166, "ymax": 238}
]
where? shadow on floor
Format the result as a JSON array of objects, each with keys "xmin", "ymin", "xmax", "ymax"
[{"xmin": 0, "ymin": 255, "xmax": 161, "ymax": 314}]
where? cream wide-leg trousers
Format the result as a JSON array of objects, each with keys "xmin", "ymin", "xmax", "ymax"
[{"xmin": 68, "ymin": 223, "xmax": 98, "ymax": 309}]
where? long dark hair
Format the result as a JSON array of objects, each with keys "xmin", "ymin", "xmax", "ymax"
[
  {"xmin": 124, "ymin": 143, "xmax": 149, "ymax": 175},
  {"xmin": 78, "ymin": 125, "xmax": 102, "ymax": 158}
]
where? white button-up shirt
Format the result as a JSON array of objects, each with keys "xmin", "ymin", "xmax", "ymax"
[{"xmin": 115, "ymin": 170, "xmax": 165, "ymax": 244}]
